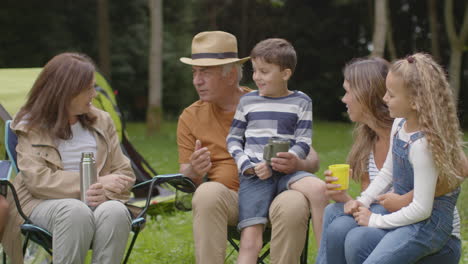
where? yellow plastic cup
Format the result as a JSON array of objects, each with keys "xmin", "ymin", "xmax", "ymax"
[{"xmin": 328, "ymin": 164, "xmax": 350, "ymax": 190}]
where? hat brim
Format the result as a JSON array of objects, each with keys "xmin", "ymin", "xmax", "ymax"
[{"xmin": 179, "ymin": 57, "xmax": 250, "ymax": 66}]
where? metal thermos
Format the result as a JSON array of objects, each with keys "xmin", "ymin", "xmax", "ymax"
[{"xmin": 80, "ymin": 152, "xmax": 97, "ymax": 203}]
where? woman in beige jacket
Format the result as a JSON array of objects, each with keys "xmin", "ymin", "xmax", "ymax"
[{"xmin": 2, "ymin": 52, "xmax": 136, "ymax": 264}]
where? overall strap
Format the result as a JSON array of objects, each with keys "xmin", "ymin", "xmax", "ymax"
[{"xmin": 393, "ymin": 119, "xmax": 406, "ymax": 139}]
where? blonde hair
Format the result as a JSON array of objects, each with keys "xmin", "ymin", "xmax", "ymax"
[
  {"xmin": 390, "ymin": 53, "xmax": 465, "ymax": 196},
  {"xmin": 344, "ymin": 57, "xmax": 393, "ymax": 181}
]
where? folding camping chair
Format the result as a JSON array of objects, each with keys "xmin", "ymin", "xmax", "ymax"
[
  {"xmin": 92, "ymin": 76, "xmax": 172, "ymax": 198},
  {"xmin": 226, "ymin": 223, "xmax": 309, "ymax": 264},
  {"xmin": 3, "ymin": 119, "xmax": 196, "ymax": 263},
  {"xmin": 178, "ymin": 181, "xmax": 310, "ymax": 264}
]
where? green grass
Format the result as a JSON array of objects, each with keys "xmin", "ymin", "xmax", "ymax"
[{"xmin": 125, "ymin": 121, "xmax": 467, "ymax": 264}]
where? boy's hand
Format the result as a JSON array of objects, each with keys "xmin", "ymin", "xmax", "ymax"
[
  {"xmin": 255, "ymin": 162, "xmax": 272, "ymax": 180},
  {"xmin": 270, "ymin": 152, "xmax": 298, "ymax": 174},
  {"xmin": 353, "ymin": 207, "xmax": 371, "ymax": 226}
]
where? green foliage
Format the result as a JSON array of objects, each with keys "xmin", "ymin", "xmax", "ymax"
[
  {"xmin": 124, "ymin": 121, "xmax": 468, "ymax": 263},
  {"xmin": 0, "ymin": 1, "xmax": 467, "ymax": 124}
]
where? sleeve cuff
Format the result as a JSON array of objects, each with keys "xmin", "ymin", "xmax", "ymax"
[
  {"xmin": 368, "ymin": 213, "xmax": 378, "ymax": 227},
  {"xmin": 357, "ymin": 196, "xmax": 372, "ymax": 208}
]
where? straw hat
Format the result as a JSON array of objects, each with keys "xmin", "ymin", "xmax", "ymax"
[{"xmin": 180, "ymin": 31, "xmax": 250, "ymax": 66}]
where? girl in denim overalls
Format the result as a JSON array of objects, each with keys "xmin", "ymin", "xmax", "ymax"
[{"xmin": 343, "ymin": 53, "xmax": 466, "ymax": 264}]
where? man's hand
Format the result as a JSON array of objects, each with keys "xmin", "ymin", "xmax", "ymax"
[
  {"xmin": 255, "ymin": 162, "xmax": 272, "ymax": 180},
  {"xmin": 98, "ymin": 174, "xmax": 134, "ymax": 194},
  {"xmin": 353, "ymin": 207, "xmax": 371, "ymax": 226},
  {"xmin": 190, "ymin": 139, "xmax": 212, "ymax": 178},
  {"xmin": 377, "ymin": 192, "xmax": 412, "ymax": 212},
  {"xmin": 86, "ymin": 183, "xmax": 108, "ymax": 207},
  {"xmin": 344, "ymin": 199, "xmax": 363, "ymax": 215}
]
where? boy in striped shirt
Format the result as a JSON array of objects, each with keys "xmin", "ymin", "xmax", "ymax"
[{"xmin": 227, "ymin": 38, "xmax": 319, "ymax": 263}]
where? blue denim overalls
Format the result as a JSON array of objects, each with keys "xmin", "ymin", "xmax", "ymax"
[{"xmin": 361, "ymin": 119, "xmax": 460, "ymax": 264}]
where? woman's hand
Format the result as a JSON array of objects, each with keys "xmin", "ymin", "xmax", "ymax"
[
  {"xmin": 86, "ymin": 183, "xmax": 108, "ymax": 207},
  {"xmin": 98, "ymin": 174, "xmax": 134, "ymax": 194},
  {"xmin": 353, "ymin": 207, "xmax": 371, "ymax": 226},
  {"xmin": 344, "ymin": 199, "xmax": 363, "ymax": 215},
  {"xmin": 377, "ymin": 192, "xmax": 413, "ymax": 212},
  {"xmin": 324, "ymin": 169, "xmax": 352, "ymax": 203},
  {"xmin": 255, "ymin": 162, "xmax": 272, "ymax": 180}
]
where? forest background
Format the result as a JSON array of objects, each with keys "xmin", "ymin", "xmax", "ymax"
[{"xmin": 1, "ymin": 0, "xmax": 467, "ymax": 131}]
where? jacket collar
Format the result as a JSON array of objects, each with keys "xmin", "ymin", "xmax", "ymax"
[{"xmin": 11, "ymin": 107, "xmax": 110, "ymax": 171}]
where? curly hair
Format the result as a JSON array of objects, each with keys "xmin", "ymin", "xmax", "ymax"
[
  {"xmin": 344, "ymin": 57, "xmax": 392, "ymax": 182},
  {"xmin": 390, "ymin": 53, "xmax": 465, "ymax": 196}
]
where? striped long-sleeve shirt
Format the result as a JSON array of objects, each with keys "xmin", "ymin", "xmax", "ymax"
[{"xmin": 227, "ymin": 90, "xmax": 313, "ymax": 174}]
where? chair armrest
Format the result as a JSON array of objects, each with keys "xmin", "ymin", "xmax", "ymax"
[
  {"xmin": 130, "ymin": 174, "xmax": 196, "ymax": 219},
  {"xmin": 0, "ymin": 179, "xmax": 33, "ymax": 224}
]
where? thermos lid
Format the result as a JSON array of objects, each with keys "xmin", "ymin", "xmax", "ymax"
[{"xmin": 81, "ymin": 152, "xmax": 95, "ymax": 159}]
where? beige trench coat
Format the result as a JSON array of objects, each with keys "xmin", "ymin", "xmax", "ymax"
[{"xmin": 2, "ymin": 107, "xmax": 135, "ymax": 263}]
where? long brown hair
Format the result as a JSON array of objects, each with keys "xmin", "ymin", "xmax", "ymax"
[
  {"xmin": 14, "ymin": 52, "xmax": 97, "ymax": 139},
  {"xmin": 344, "ymin": 57, "xmax": 393, "ymax": 181},
  {"xmin": 390, "ymin": 53, "xmax": 465, "ymax": 196}
]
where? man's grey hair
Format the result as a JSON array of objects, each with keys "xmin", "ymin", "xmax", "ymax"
[{"xmin": 222, "ymin": 63, "xmax": 243, "ymax": 84}]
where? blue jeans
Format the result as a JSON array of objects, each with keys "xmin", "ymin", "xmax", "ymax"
[
  {"xmin": 344, "ymin": 192, "xmax": 460, "ymax": 264},
  {"xmin": 315, "ymin": 202, "xmax": 388, "ymax": 264},
  {"xmin": 238, "ymin": 170, "xmax": 312, "ymax": 230},
  {"xmin": 315, "ymin": 202, "xmax": 461, "ymax": 264},
  {"xmin": 345, "ymin": 227, "xmax": 461, "ymax": 264}
]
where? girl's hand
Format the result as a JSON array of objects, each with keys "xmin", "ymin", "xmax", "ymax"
[
  {"xmin": 86, "ymin": 183, "xmax": 108, "ymax": 207},
  {"xmin": 324, "ymin": 170, "xmax": 352, "ymax": 202},
  {"xmin": 344, "ymin": 199, "xmax": 363, "ymax": 215},
  {"xmin": 255, "ymin": 162, "xmax": 272, "ymax": 180},
  {"xmin": 270, "ymin": 152, "xmax": 299, "ymax": 174},
  {"xmin": 353, "ymin": 207, "xmax": 371, "ymax": 226},
  {"xmin": 98, "ymin": 174, "xmax": 134, "ymax": 194},
  {"xmin": 377, "ymin": 192, "xmax": 412, "ymax": 212}
]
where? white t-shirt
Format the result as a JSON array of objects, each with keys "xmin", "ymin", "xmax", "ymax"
[{"xmin": 57, "ymin": 122, "xmax": 97, "ymax": 172}]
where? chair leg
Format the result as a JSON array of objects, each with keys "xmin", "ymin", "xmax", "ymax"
[
  {"xmin": 3, "ymin": 251, "xmax": 6, "ymax": 264},
  {"xmin": 257, "ymin": 248, "xmax": 269, "ymax": 264},
  {"xmin": 300, "ymin": 219, "xmax": 310, "ymax": 264},
  {"xmin": 227, "ymin": 237, "xmax": 239, "ymax": 252},
  {"xmin": 22, "ymin": 233, "xmax": 30, "ymax": 256},
  {"xmin": 229, "ymin": 236, "xmax": 270, "ymax": 264},
  {"xmin": 122, "ymin": 230, "xmax": 140, "ymax": 264}
]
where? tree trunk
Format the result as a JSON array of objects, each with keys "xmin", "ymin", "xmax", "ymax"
[
  {"xmin": 444, "ymin": 0, "xmax": 468, "ymax": 101},
  {"xmin": 371, "ymin": 0, "xmax": 388, "ymax": 58},
  {"xmin": 240, "ymin": 0, "xmax": 249, "ymax": 57},
  {"xmin": 97, "ymin": 0, "xmax": 111, "ymax": 80},
  {"xmin": 428, "ymin": 0, "xmax": 441, "ymax": 62},
  {"xmin": 448, "ymin": 49, "xmax": 463, "ymax": 102},
  {"xmin": 146, "ymin": 0, "xmax": 163, "ymax": 134},
  {"xmin": 386, "ymin": 0, "xmax": 397, "ymax": 60}
]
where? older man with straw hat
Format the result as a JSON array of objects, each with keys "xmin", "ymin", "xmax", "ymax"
[{"xmin": 177, "ymin": 31, "xmax": 321, "ymax": 263}]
